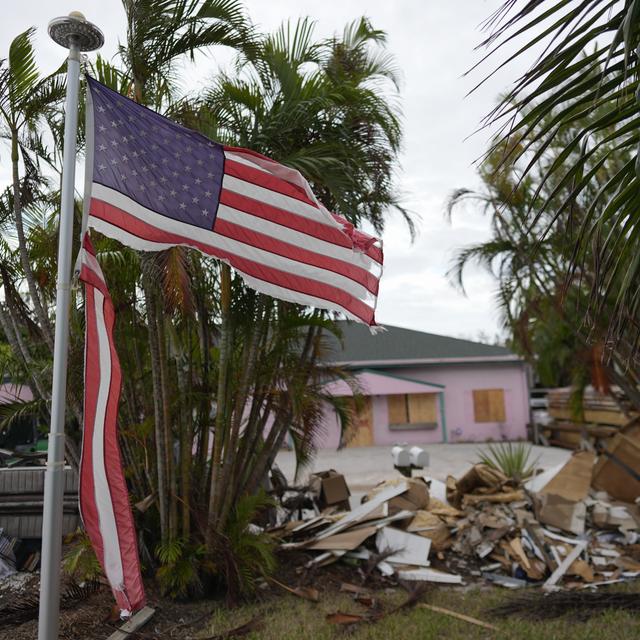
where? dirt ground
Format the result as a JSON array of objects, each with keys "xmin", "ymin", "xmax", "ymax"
[{"xmin": 0, "ymin": 549, "xmax": 394, "ymax": 639}]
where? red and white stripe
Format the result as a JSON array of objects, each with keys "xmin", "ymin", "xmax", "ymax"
[
  {"xmin": 87, "ymin": 146, "xmax": 383, "ymax": 326},
  {"xmin": 79, "ymin": 236, "xmax": 145, "ymax": 615}
]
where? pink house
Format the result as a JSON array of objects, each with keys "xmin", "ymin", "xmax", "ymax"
[{"xmin": 319, "ymin": 323, "xmax": 531, "ymax": 448}]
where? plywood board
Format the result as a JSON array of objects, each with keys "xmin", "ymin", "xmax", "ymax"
[
  {"xmin": 388, "ymin": 394, "xmax": 408, "ymax": 425},
  {"xmin": 408, "ymin": 393, "xmax": 437, "ymax": 423},
  {"xmin": 308, "ymin": 526, "xmax": 377, "ymax": 551},
  {"xmin": 107, "ymin": 607, "xmax": 155, "ymax": 640},
  {"xmin": 473, "ymin": 389, "xmax": 506, "ymax": 423},
  {"xmin": 347, "ymin": 397, "xmax": 373, "ymax": 447},
  {"xmin": 540, "ymin": 451, "xmax": 595, "ymax": 501}
]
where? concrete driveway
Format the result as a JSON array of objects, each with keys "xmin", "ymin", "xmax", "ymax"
[{"xmin": 275, "ymin": 443, "xmax": 571, "ymax": 492}]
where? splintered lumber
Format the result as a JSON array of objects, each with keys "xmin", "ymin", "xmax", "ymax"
[
  {"xmin": 462, "ymin": 490, "xmax": 525, "ymax": 506},
  {"xmin": 523, "ymin": 522, "xmax": 555, "ymax": 571},
  {"xmin": 418, "ymin": 604, "xmax": 497, "ymax": 631},
  {"xmin": 549, "ymin": 409, "xmax": 630, "ymax": 426},
  {"xmin": 543, "ymin": 540, "xmax": 588, "ymax": 590},
  {"xmin": 314, "ymin": 482, "xmax": 408, "ymax": 541},
  {"xmin": 107, "ymin": 607, "xmax": 155, "ymax": 640}
]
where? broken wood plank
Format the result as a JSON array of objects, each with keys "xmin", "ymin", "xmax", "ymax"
[
  {"xmin": 267, "ymin": 577, "xmax": 319, "ymax": 602},
  {"xmin": 418, "ymin": 604, "xmax": 497, "ymax": 631},
  {"xmin": 397, "ymin": 567, "xmax": 462, "ymax": 584},
  {"xmin": 107, "ymin": 607, "xmax": 155, "ymax": 640},
  {"xmin": 462, "ymin": 490, "xmax": 525, "ymax": 506},
  {"xmin": 524, "ymin": 522, "xmax": 555, "ymax": 571},
  {"xmin": 543, "ymin": 540, "xmax": 588, "ymax": 589},
  {"xmin": 314, "ymin": 482, "xmax": 408, "ymax": 541},
  {"xmin": 509, "ymin": 537, "xmax": 531, "ymax": 570}
]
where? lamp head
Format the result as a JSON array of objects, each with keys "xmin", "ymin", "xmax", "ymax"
[{"xmin": 48, "ymin": 12, "xmax": 104, "ymax": 51}]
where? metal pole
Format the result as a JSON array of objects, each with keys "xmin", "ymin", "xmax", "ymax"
[
  {"xmin": 38, "ymin": 13, "xmax": 103, "ymax": 640},
  {"xmin": 37, "ymin": 38, "xmax": 81, "ymax": 640}
]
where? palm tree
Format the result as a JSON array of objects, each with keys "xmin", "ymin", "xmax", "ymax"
[
  {"xmin": 0, "ymin": 6, "xmax": 405, "ymax": 598},
  {"xmin": 90, "ymin": 0, "xmax": 255, "ymax": 541},
  {"xmin": 196, "ymin": 17, "xmax": 406, "ymax": 546},
  {"xmin": 448, "ymin": 102, "xmax": 640, "ymax": 406},
  {"xmin": 474, "ymin": 1, "xmax": 640, "ymax": 363},
  {"xmin": 205, "ymin": 16, "xmax": 409, "ymax": 234},
  {"xmin": 0, "ymin": 28, "xmax": 67, "ymax": 351}
]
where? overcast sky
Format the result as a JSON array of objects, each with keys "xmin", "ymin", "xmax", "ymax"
[{"xmin": 0, "ymin": 1, "xmax": 533, "ymax": 341}]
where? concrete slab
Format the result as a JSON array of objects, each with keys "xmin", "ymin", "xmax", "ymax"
[{"xmin": 275, "ymin": 443, "xmax": 571, "ymax": 495}]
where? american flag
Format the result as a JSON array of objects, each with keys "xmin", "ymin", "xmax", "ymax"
[
  {"xmin": 79, "ymin": 76, "xmax": 384, "ymax": 614},
  {"xmin": 78, "ymin": 236, "xmax": 145, "ymax": 616},
  {"xmin": 84, "ymin": 75, "xmax": 383, "ymax": 325}
]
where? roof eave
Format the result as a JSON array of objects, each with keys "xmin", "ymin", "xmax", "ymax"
[{"xmin": 332, "ymin": 354, "xmax": 524, "ymax": 368}]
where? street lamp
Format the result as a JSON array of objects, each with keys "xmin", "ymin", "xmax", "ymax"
[
  {"xmin": 38, "ymin": 12, "xmax": 103, "ymax": 640},
  {"xmin": 48, "ymin": 11, "xmax": 104, "ymax": 51}
]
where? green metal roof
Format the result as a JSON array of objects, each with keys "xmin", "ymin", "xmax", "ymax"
[{"xmin": 325, "ymin": 322, "xmax": 517, "ymax": 366}]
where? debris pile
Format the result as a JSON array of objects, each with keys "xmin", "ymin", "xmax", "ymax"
[{"xmin": 273, "ymin": 446, "xmax": 640, "ymax": 591}]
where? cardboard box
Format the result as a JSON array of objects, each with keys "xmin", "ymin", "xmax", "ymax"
[
  {"xmin": 388, "ymin": 477, "xmax": 430, "ymax": 514},
  {"xmin": 533, "ymin": 450, "xmax": 595, "ymax": 535},
  {"xmin": 592, "ymin": 434, "xmax": 640, "ymax": 503},
  {"xmin": 364, "ymin": 477, "xmax": 430, "ymax": 515},
  {"xmin": 535, "ymin": 494, "xmax": 587, "ymax": 535},
  {"xmin": 309, "ymin": 470, "xmax": 351, "ymax": 511}
]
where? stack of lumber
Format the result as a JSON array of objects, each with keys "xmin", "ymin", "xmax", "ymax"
[{"xmin": 544, "ymin": 387, "xmax": 637, "ymax": 449}]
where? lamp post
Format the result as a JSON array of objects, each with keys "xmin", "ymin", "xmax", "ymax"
[{"xmin": 38, "ymin": 13, "xmax": 103, "ymax": 640}]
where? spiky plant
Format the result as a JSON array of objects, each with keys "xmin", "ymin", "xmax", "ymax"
[{"xmin": 477, "ymin": 442, "xmax": 539, "ymax": 485}]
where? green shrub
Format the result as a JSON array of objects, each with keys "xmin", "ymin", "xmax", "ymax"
[
  {"xmin": 222, "ymin": 491, "xmax": 277, "ymax": 601},
  {"xmin": 155, "ymin": 537, "xmax": 211, "ymax": 599},
  {"xmin": 62, "ymin": 530, "xmax": 102, "ymax": 582}
]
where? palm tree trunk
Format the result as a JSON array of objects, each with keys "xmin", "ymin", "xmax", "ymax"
[
  {"xmin": 207, "ymin": 262, "xmax": 231, "ymax": 544},
  {"xmin": 218, "ymin": 301, "xmax": 265, "ymax": 527},
  {"xmin": 243, "ymin": 322, "xmax": 320, "ymax": 494},
  {"xmin": 196, "ymin": 288, "xmax": 212, "ymax": 483},
  {"xmin": 0, "ymin": 294, "xmax": 48, "ymax": 401},
  {"xmin": 11, "ymin": 133, "xmax": 54, "ymax": 351},
  {"xmin": 141, "ymin": 265, "xmax": 168, "ymax": 540},
  {"xmin": 155, "ymin": 308, "xmax": 178, "ymax": 539},
  {"xmin": 174, "ymin": 329, "xmax": 192, "ymax": 538}
]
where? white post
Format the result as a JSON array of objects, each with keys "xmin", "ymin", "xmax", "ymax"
[{"xmin": 38, "ymin": 13, "xmax": 103, "ymax": 640}]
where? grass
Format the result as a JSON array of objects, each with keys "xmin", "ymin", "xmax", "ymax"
[{"xmin": 197, "ymin": 583, "xmax": 640, "ymax": 639}]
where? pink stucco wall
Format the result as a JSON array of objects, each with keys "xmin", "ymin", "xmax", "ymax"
[{"xmin": 317, "ymin": 362, "xmax": 530, "ymax": 448}]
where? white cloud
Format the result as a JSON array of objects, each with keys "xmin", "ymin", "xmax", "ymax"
[{"xmin": 0, "ymin": 0, "xmax": 535, "ymax": 340}]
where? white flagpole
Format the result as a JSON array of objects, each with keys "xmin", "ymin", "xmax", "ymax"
[{"xmin": 38, "ymin": 13, "xmax": 103, "ymax": 640}]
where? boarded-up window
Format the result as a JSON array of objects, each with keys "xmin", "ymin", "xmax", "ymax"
[
  {"xmin": 344, "ymin": 397, "xmax": 373, "ymax": 447},
  {"xmin": 473, "ymin": 389, "xmax": 506, "ymax": 423},
  {"xmin": 388, "ymin": 393, "xmax": 437, "ymax": 429}
]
